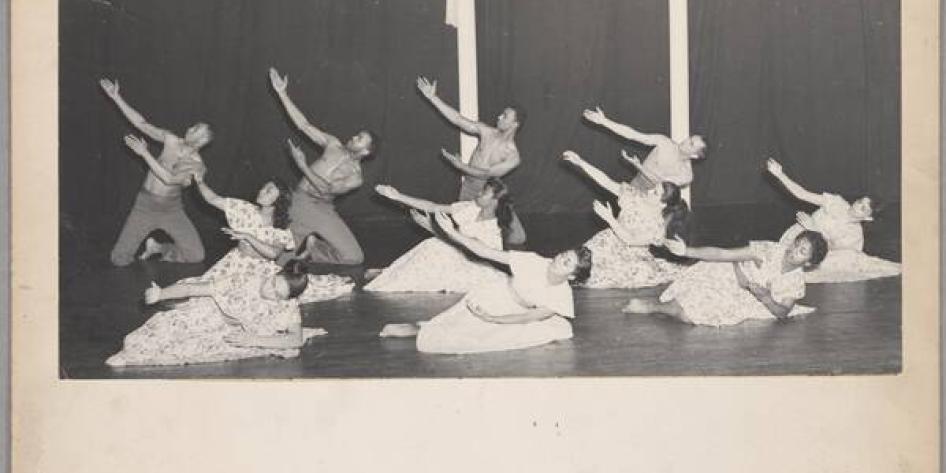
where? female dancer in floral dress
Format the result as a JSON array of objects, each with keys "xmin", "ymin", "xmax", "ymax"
[
  {"xmin": 622, "ymin": 231, "xmax": 829, "ymax": 327},
  {"xmin": 364, "ymin": 178, "xmax": 513, "ymax": 292},
  {"xmin": 563, "ymin": 150, "xmax": 689, "ymax": 288},
  {"xmin": 107, "ymin": 260, "xmax": 320, "ymax": 366}
]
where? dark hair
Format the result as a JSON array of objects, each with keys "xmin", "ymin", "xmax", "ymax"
[
  {"xmin": 483, "ymin": 178, "xmax": 514, "ymax": 240},
  {"xmin": 570, "ymin": 246, "xmax": 594, "ymax": 285},
  {"xmin": 278, "ymin": 259, "xmax": 310, "ymax": 299},
  {"xmin": 796, "ymin": 230, "xmax": 829, "ymax": 269},
  {"xmin": 362, "ymin": 129, "xmax": 380, "ymax": 157},
  {"xmin": 660, "ymin": 182, "xmax": 691, "ymax": 241},
  {"xmin": 508, "ymin": 104, "xmax": 527, "ymax": 130},
  {"xmin": 269, "ymin": 177, "xmax": 293, "ymax": 229}
]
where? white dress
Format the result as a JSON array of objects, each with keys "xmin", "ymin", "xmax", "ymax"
[
  {"xmin": 779, "ymin": 193, "xmax": 901, "ymax": 283},
  {"xmin": 582, "ymin": 183, "xmax": 685, "ymax": 288},
  {"xmin": 416, "ymin": 251, "xmax": 575, "ymax": 354},
  {"xmin": 658, "ymin": 241, "xmax": 815, "ymax": 326},
  {"xmin": 364, "ymin": 201, "xmax": 508, "ymax": 293},
  {"xmin": 106, "ymin": 270, "xmax": 306, "ymax": 367}
]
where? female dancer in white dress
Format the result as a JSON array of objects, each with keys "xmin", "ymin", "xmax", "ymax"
[
  {"xmin": 106, "ymin": 260, "xmax": 320, "ymax": 366},
  {"xmin": 379, "ymin": 213, "xmax": 593, "ymax": 354},
  {"xmin": 563, "ymin": 150, "xmax": 689, "ymax": 288},
  {"xmin": 364, "ymin": 178, "xmax": 512, "ymax": 292},
  {"xmin": 766, "ymin": 159, "xmax": 900, "ymax": 283},
  {"xmin": 622, "ymin": 231, "xmax": 829, "ymax": 327}
]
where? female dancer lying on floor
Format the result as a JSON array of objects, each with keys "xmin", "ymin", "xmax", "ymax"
[
  {"xmin": 766, "ymin": 159, "xmax": 900, "ymax": 283},
  {"xmin": 171, "ymin": 171, "xmax": 353, "ymax": 303},
  {"xmin": 622, "ymin": 230, "xmax": 829, "ymax": 327},
  {"xmin": 365, "ymin": 179, "xmax": 513, "ymax": 292},
  {"xmin": 563, "ymin": 150, "xmax": 689, "ymax": 288},
  {"xmin": 106, "ymin": 260, "xmax": 325, "ymax": 366},
  {"xmin": 379, "ymin": 212, "xmax": 593, "ymax": 354}
]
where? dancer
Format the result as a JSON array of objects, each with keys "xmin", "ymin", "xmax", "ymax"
[
  {"xmin": 364, "ymin": 179, "xmax": 512, "ymax": 292},
  {"xmin": 270, "ymin": 67, "xmax": 377, "ymax": 265},
  {"xmin": 583, "ymin": 106, "xmax": 705, "ymax": 190},
  {"xmin": 766, "ymin": 159, "xmax": 900, "ymax": 283},
  {"xmin": 106, "ymin": 260, "xmax": 322, "ymax": 367},
  {"xmin": 416, "ymin": 76, "xmax": 528, "ymax": 245},
  {"xmin": 379, "ymin": 213, "xmax": 592, "ymax": 354},
  {"xmin": 180, "ymin": 172, "xmax": 354, "ymax": 303},
  {"xmin": 622, "ymin": 231, "xmax": 829, "ymax": 327},
  {"xmin": 563, "ymin": 150, "xmax": 689, "ymax": 288},
  {"xmin": 100, "ymin": 79, "xmax": 210, "ymax": 266}
]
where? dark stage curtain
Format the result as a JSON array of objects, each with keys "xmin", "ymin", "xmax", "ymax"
[
  {"xmin": 60, "ymin": 0, "xmax": 460, "ymax": 266},
  {"xmin": 476, "ymin": 0, "xmax": 671, "ymax": 214},
  {"xmin": 689, "ymin": 0, "xmax": 901, "ymax": 207}
]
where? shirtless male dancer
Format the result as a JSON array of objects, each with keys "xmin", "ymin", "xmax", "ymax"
[
  {"xmin": 269, "ymin": 67, "xmax": 376, "ymax": 265},
  {"xmin": 582, "ymin": 106, "xmax": 706, "ymax": 190},
  {"xmin": 416, "ymin": 76, "xmax": 528, "ymax": 246},
  {"xmin": 100, "ymin": 78, "xmax": 210, "ymax": 266}
]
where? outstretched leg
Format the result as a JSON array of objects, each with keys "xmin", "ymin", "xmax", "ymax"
[{"xmin": 289, "ymin": 201, "xmax": 364, "ymax": 265}]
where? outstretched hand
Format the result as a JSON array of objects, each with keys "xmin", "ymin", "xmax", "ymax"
[
  {"xmin": 374, "ymin": 184, "xmax": 399, "ymax": 200},
  {"xmin": 765, "ymin": 158, "xmax": 783, "ymax": 176},
  {"xmin": 287, "ymin": 139, "xmax": 306, "ymax": 163},
  {"xmin": 562, "ymin": 150, "xmax": 582, "ymax": 165},
  {"xmin": 466, "ymin": 300, "xmax": 494, "ymax": 321},
  {"xmin": 269, "ymin": 67, "xmax": 288, "ymax": 92},
  {"xmin": 621, "ymin": 149, "xmax": 642, "ymax": 167},
  {"xmin": 795, "ymin": 211, "xmax": 816, "ymax": 230},
  {"xmin": 582, "ymin": 106, "xmax": 607, "ymax": 125},
  {"xmin": 99, "ymin": 78, "xmax": 120, "ymax": 99},
  {"xmin": 662, "ymin": 236, "xmax": 687, "ymax": 256},
  {"xmin": 408, "ymin": 209, "xmax": 432, "ymax": 233},
  {"xmin": 440, "ymin": 148, "xmax": 462, "ymax": 167},
  {"xmin": 433, "ymin": 212, "xmax": 456, "ymax": 234},
  {"xmin": 124, "ymin": 135, "xmax": 149, "ymax": 155},
  {"xmin": 592, "ymin": 200, "xmax": 615, "ymax": 222},
  {"xmin": 416, "ymin": 76, "xmax": 437, "ymax": 99},
  {"xmin": 144, "ymin": 282, "xmax": 162, "ymax": 305}
]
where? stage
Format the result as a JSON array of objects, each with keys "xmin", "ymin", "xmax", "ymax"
[{"xmin": 59, "ymin": 204, "xmax": 902, "ymax": 379}]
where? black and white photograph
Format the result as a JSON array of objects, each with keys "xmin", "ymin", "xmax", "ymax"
[{"xmin": 58, "ymin": 0, "xmax": 902, "ymax": 379}]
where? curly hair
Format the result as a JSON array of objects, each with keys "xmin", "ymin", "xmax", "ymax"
[
  {"xmin": 570, "ymin": 246, "xmax": 594, "ymax": 285},
  {"xmin": 278, "ymin": 258, "xmax": 310, "ymax": 299},
  {"xmin": 269, "ymin": 177, "xmax": 293, "ymax": 230}
]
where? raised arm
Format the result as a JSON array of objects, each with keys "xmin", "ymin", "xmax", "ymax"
[
  {"xmin": 582, "ymin": 106, "xmax": 668, "ymax": 147},
  {"xmin": 100, "ymin": 79, "xmax": 170, "ymax": 142},
  {"xmin": 592, "ymin": 201, "xmax": 655, "ymax": 246},
  {"xmin": 562, "ymin": 151, "xmax": 621, "ymax": 196},
  {"xmin": 192, "ymin": 172, "xmax": 226, "ymax": 210},
  {"xmin": 287, "ymin": 139, "xmax": 362, "ymax": 195},
  {"xmin": 620, "ymin": 150, "xmax": 664, "ymax": 184},
  {"xmin": 440, "ymin": 148, "xmax": 520, "ymax": 179},
  {"xmin": 664, "ymin": 237, "xmax": 760, "ymax": 263},
  {"xmin": 269, "ymin": 68, "xmax": 339, "ymax": 147},
  {"xmin": 123, "ymin": 135, "xmax": 191, "ymax": 185},
  {"xmin": 375, "ymin": 185, "xmax": 452, "ymax": 213},
  {"xmin": 765, "ymin": 159, "xmax": 826, "ymax": 206},
  {"xmin": 417, "ymin": 76, "xmax": 483, "ymax": 135},
  {"xmin": 434, "ymin": 212, "xmax": 509, "ymax": 265},
  {"xmin": 144, "ymin": 280, "xmax": 215, "ymax": 304}
]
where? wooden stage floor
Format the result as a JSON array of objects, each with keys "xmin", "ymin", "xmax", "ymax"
[{"xmin": 59, "ymin": 206, "xmax": 902, "ymax": 379}]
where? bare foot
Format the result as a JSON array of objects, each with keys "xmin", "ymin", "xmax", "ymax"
[
  {"xmin": 379, "ymin": 323, "xmax": 419, "ymax": 338},
  {"xmin": 138, "ymin": 237, "xmax": 162, "ymax": 260},
  {"xmin": 621, "ymin": 298, "xmax": 652, "ymax": 314}
]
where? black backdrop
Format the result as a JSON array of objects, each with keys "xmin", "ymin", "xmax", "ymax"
[
  {"xmin": 688, "ymin": 0, "xmax": 900, "ymax": 206},
  {"xmin": 61, "ymin": 0, "xmax": 900, "ymax": 267}
]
